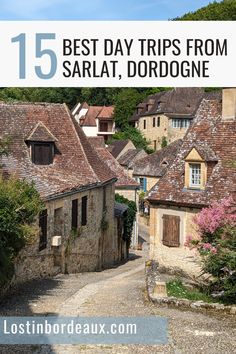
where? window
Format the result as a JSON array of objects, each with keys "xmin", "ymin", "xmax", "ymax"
[
  {"xmin": 189, "ymin": 163, "xmax": 201, "ymax": 188},
  {"xmin": 31, "ymin": 142, "xmax": 54, "ymax": 165},
  {"xmin": 157, "ymin": 116, "xmax": 160, "ymax": 127},
  {"xmin": 71, "ymin": 199, "xmax": 78, "ymax": 229},
  {"xmin": 153, "ymin": 140, "xmax": 157, "ymax": 150},
  {"xmin": 172, "ymin": 119, "xmax": 190, "ymax": 129},
  {"xmin": 39, "ymin": 209, "xmax": 47, "ymax": 251},
  {"xmin": 143, "ymin": 120, "xmax": 146, "ymax": 129},
  {"xmin": 81, "ymin": 196, "xmax": 87, "ymax": 226},
  {"xmin": 99, "ymin": 122, "xmax": 108, "ymax": 132},
  {"xmin": 153, "ymin": 117, "xmax": 155, "ymax": 127},
  {"xmin": 103, "ymin": 187, "xmax": 106, "ymax": 211}
]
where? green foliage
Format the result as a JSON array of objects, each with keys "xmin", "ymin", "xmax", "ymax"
[
  {"xmin": 166, "ymin": 279, "xmax": 215, "ymax": 303},
  {"xmin": 115, "ymin": 194, "xmax": 137, "ymax": 247},
  {"xmin": 113, "ymin": 88, "xmax": 143, "ymax": 130},
  {"xmin": 203, "ymin": 226, "xmax": 236, "ymax": 304},
  {"xmin": 161, "ymin": 136, "xmax": 168, "ymax": 148},
  {"xmin": 0, "ymin": 176, "xmax": 43, "ymax": 286},
  {"xmin": 175, "ymin": 0, "xmax": 236, "ymax": 21},
  {"xmin": 0, "ymin": 88, "xmax": 81, "ymax": 108}
]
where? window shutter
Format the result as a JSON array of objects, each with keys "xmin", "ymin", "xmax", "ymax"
[
  {"xmin": 143, "ymin": 178, "xmax": 147, "ymax": 192},
  {"xmin": 32, "ymin": 143, "xmax": 53, "ymax": 165},
  {"xmin": 71, "ymin": 199, "xmax": 78, "ymax": 229},
  {"xmin": 81, "ymin": 196, "xmax": 87, "ymax": 226},
  {"xmin": 162, "ymin": 214, "xmax": 180, "ymax": 247},
  {"xmin": 39, "ymin": 209, "xmax": 47, "ymax": 251}
]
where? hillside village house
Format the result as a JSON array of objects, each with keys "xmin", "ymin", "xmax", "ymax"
[
  {"xmin": 118, "ymin": 148, "xmax": 147, "ymax": 180},
  {"xmin": 89, "ymin": 136, "xmax": 140, "ymax": 245},
  {"xmin": 129, "ymin": 88, "xmax": 220, "ymax": 151},
  {"xmin": 148, "ymin": 88, "xmax": 236, "ymax": 277},
  {"xmin": 72, "ymin": 102, "xmax": 115, "ymax": 142},
  {"xmin": 133, "ymin": 139, "xmax": 183, "ymax": 193},
  {"xmin": 0, "ymin": 102, "xmax": 124, "ymax": 284},
  {"xmin": 108, "ymin": 139, "xmax": 136, "ymax": 160}
]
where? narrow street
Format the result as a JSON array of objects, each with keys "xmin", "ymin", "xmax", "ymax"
[{"xmin": 0, "ymin": 249, "xmax": 235, "ymax": 354}]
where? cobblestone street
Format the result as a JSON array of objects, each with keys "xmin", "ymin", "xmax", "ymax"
[{"xmin": 0, "ymin": 250, "xmax": 235, "ymax": 354}]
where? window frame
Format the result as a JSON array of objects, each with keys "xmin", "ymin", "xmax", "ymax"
[{"xmin": 189, "ymin": 163, "xmax": 201, "ymax": 188}]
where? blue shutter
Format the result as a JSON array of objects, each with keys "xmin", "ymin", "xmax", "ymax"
[{"xmin": 143, "ymin": 178, "xmax": 147, "ymax": 192}]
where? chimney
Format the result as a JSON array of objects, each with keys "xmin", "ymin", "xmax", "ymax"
[{"xmin": 222, "ymin": 88, "xmax": 236, "ymax": 121}]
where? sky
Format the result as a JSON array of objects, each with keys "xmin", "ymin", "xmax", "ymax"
[{"xmin": 0, "ymin": 0, "xmax": 220, "ymax": 20}]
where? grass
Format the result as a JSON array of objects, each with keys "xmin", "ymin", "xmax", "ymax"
[{"xmin": 166, "ymin": 279, "xmax": 215, "ymax": 303}]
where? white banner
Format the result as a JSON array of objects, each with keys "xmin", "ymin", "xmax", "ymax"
[{"xmin": 0, "ymin": 21, "xmax": 235, "ymax": 87}]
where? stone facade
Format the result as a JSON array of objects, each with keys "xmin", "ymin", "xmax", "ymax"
[
  {"xmin": 136, "ymin": 114, "xmax": 189, "ymax": 151},
  {"xmin": 149, "ymin": 204, "xmax": 202, "ymax": 277},
  {"xmin": 13, "ymin": 183, "xmax": 117, "ymax": 285}
]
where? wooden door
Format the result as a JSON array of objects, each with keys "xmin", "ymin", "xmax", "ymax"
[{"xmin": 162, "ymin": 214, "xmax": 180, "ymax": 247}]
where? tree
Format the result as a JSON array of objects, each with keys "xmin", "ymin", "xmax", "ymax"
[
  {"xmin": 175, "ymin": 0, "xmax": 236, "ymax": 21},
  {"xmin": 113, "ymin": 88, "xmax": 144, "ymax": 130},
  {"xmin": 0, "ymin": 140, "xmax": 43, "ymax": 286},
  {"xmin": 0, "ymin": 88, "xmax": 81, "ymax": 108},
  {"xmin": 108, "ymin": 126, "xmax": 153, "ymax": 153},
  {"xmin": 161, "ymin": 136, "xmax": 168, "ymax": 148},
  {"xmin": 185, "ymin": 197, "xmax": 236, "ymax": 303}
]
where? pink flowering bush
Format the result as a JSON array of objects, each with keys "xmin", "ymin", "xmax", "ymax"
[{"xmin": 186, "ymin": 197, "xmax": 236, "ymax": 303}]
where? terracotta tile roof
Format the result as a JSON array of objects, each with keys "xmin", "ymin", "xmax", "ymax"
[
  {"xmin": 118, "ymin": 149, "xmax": 147, "ymax": 168},
  {"xmin": 88, "ymin": 137, "xmax": 139, "ymax": 188},
  {"xmin": 133, "ymin": 139, "xmax": 183, "ymax": 177},
  {"xmin": 26, "ymin": 121, "xmax": 58, "ymax": 142},
  {"xmin": 80, "ymin": 106, "xmax": 100, "ymax": 127},
  {"xmin": 77, "ymin": 104, "xmax": 114, "ymax": 127},
  {"xmin": 129, "ymin": 88, "xmax": 219, "ymax": 122},
  {"xmin": 97, "ymin": 106, "xmax": 114, "ymax": 120},
  {"xmin": 0, "ymin": 102, "xmax": 116, "ymax": 200},
  {"xmin": 148, "ymin": 97, "xmax": 236, "ymax": 207},
  {"xmin": 107, "ymin": 140, "xmax": 133, "ymax": 158}
]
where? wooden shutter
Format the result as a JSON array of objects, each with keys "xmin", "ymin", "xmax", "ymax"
[
  {"xmin": 39, "ymin": 209, "xmax": 47, "ymax": 251},
  {"xmin": 81, "ymin": 196, "xmax": 87, "ymax": 226},
  {"xmin": 162, "ymin": 214, "xmax": 180, "ymax": 247},
  {"xmin": 71, "ymin": 199, "xmax": 78, "ymax": 229},
  {"xmin": 32, "ymin": 143, "xmax": 53, "ymax": 165}
]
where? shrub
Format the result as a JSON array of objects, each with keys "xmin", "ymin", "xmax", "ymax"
[
  {"xmin": 115, "ymin": 194, "xmax": 137, "ymax": 247},
  {"xmin": 0, "ymin": 176, "xmax": 43, "ymax": 286},
  {"xmin": 186, "ymin": 197, "xmax": 236, "ymax": 304}
]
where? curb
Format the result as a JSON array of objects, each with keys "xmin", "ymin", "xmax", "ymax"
[{"xmin": 146, "ymin": 260, "xmax": 236, "ymax": 316}]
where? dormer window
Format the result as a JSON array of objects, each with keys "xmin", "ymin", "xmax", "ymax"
[
  {"xmin": 31, "ymin": 142, "xmax": 54, "ymax": 165},
  {"xmin": 189, "ymin": 163, "xmax": 201, "ymax": 188},
  {"xmin": 26, "ymin": 121, "xmax": 58, "ymax": 166}
]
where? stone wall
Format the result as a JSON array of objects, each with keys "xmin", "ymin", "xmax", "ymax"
[
  {"xmin": 136, "ymin": 114, "xmax": 188, "ymax": 150},
  {"xmin": 8, "ymin": 182, "xmax": 118, "ymax": 290},
  {"xmin": 149, "ymin": 204, "xmax": 202, "ymax": 277}
]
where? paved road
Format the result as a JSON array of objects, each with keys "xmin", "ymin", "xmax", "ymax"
[{"xmin": 0, "ymin": 250, "xmax": 235, "ymax": 354}]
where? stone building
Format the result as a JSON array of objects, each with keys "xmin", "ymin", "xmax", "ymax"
[
  {"xmin": 129, "ymin": 88, "xmax": 220, "ymax": 151},
  {"xmin": 0, "ymin": 102, "xmax": 121, "ymax": 284},
  {"xmin": 118, "ymin": 149, "xmax": 147, "ymax": 179},
  {"xmin": 108, "ymin": 139, "xmax": 136, "ymax": 160},
  {"xmin": 133, "ymin": 139, "xmax": 182, "ymax": 193},
  {"xmin": 89, "ymin": 136, "xmax": 140, "ymax": 246},
  {"xmin": 72, "ymin": 102, "xmax": 115, "ymax": 142},
  {"xmin": 148, "ymin": 88, "xmax": 236, "ymax": 277}
]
